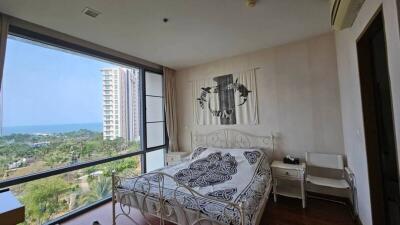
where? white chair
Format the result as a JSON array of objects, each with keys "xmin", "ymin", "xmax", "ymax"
[{"xmin": 305, "ymin": 152, "xmax": 356, "ymax": 214}]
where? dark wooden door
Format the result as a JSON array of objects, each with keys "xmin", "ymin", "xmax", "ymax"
[{"xmin": 357, "ymin": 10, "xmax": 400, "ymax": 225}]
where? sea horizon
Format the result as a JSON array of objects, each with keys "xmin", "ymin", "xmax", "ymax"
[{"xmin": 2, "ymin": 122, "xmax": 103, "ymax": 135}]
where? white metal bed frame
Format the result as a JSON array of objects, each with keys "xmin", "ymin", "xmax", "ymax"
[{"xmin": 112, "ymin": 129, "xmax": 274, "ymax": 225}]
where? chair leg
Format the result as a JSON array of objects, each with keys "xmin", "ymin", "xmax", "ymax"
[
  {"xmin": 302, "ymin": 181, "xmax": 306, "ymax": 208},
  {"xmin": 350, "ymin": 185, "xmax": 358, "ymax": 219}
]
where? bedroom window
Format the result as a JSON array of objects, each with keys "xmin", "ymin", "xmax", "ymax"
[
  {"xmin": 0, "ymin": 25, "xmax": 166, "ymax": 225},
  {"xmin": 0, "ymin": 35, "xmax": 141, "ymax": 180}
]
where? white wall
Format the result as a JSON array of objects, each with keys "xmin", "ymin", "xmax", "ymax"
[
  {"xmin": 335, "ymin": 0, "xmax": 400, "ymax": 225},
  {"xmin": 175, "ymin": 33, "xmax": 345, "ymax": 162}
]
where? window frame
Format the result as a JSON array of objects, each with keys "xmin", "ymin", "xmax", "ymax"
[
  {"xmin": 141, "ymin": 69, "xmax": 168, "ymax": 173},
  {"xmin": 0, "ymin": 22, "xmax": 168, "ymax": 224}
]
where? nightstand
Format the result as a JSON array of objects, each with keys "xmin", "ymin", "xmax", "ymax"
[
  {"xmin": 166, "ymin": 152, "xmax": 190, "ymax": 166},
  {"xmin": 271, "ymin": 161, "xmax": 306, "ymax": 208}
]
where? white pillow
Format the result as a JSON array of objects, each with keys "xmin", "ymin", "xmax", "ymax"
[{"xmin": 189, "ymin": 146, "xmax": 272, "ymax": 162}]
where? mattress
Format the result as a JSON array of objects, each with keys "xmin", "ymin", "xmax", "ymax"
[{"xmin": 117, "ymin": 147, "xmax": 272, "ymax": 225}]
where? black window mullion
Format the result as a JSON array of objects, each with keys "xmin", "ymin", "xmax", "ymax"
[
  {"xmin": 146, "ymin": 145, "xmax": 167, "ymax": 153},
  {"xmin": 0, "ymin": 151, "xmax": 144, "ymax": 189},
  {"xmin": 146, "ymin": 121, "xmax": 165, "ymax": 123},
  {"xmin": 140, "ymin": 68, "xmax": 147, "ymax": 173},
  {"xmin": 146, "ymin": 94, "xmax": 164, "ymax": 98},
  {"xmin": 162, "ymin": 70, "xmax": 168, "ymax": 153}
]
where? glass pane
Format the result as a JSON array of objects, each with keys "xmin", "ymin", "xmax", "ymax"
[
  {"xmin": 0, "ymin": 35, "xmax": 141, "ymax": 181},
  {"xmin": 146, "ymin": 149, "xmax": 165, "ymax": 172},
  {"xmin": 9, "ymin": 156, "xmax": 141, "ymax": 225},
  {"xmin": 146, "ymin": 122, "xmax": 164, "ymax": 148},
  {"xmin": 146, "ymin": 96, "xmax": 164, "ymax": 122},
  {"xmin": 145, "ymin": 71, "xmax": 163, "ymax": 96}
]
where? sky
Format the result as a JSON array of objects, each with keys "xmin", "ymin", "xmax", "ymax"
[{"xmin": 2, "ymin": 36, "xmax": 116, "ymax": 127}]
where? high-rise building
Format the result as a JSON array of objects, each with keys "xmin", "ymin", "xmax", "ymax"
[{"xmin": 101, "ymin": 67, "xmax": 139, "ymax": 142}]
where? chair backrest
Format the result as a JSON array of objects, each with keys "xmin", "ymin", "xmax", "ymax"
[{"xmin": 305, "ymin": 152, "xmax": 344, "ymax": 170}]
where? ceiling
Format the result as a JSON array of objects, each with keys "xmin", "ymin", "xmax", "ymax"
[{"xmin": 0, "ymin": 0, "xmax": 331, "ymax": 69}]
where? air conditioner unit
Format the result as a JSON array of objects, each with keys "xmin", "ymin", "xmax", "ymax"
[{"xmin": 330, "ymin": 0, "xmax": 365, "ymax": 30}]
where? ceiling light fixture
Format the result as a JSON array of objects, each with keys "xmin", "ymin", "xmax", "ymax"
[
  {"xmin": 82, "ymin": 7, "xmax": 101, "ymax": 18},
  {"xmin": 246, "ymin": 0, "xmax": 256, "ymax": 7}
]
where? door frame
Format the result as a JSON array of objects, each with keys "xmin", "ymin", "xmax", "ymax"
[{"xmin": 356, "ymin": 7, "xmax": 400, "ymax": 225}]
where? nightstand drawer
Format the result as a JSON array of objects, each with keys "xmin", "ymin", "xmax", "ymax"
[{"xmin": 274, "ymin": 168, "xmax": 299, "ymax": 178}]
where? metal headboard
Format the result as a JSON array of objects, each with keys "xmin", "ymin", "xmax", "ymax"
[{"xmin": 191, "ymin": 129, "xmax": 274, "ymax": 152}]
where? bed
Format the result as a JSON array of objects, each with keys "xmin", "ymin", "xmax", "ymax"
[{"xmin": 112, "ymin": 129, "xmax": 274, "ymax": 225}]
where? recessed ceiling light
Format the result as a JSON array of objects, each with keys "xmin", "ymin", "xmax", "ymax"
[{"xmin": 82, "ymin": 7, "xmax": 101, "ymax": 18}]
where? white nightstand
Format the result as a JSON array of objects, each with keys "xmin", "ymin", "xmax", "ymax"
[
  {"xmin": 166, "ymin": 152, "xmax": 190, "ymax": 166},
  {"xmin": 271, "ymin": 161, "xmax": 306, "ymax": 208}
]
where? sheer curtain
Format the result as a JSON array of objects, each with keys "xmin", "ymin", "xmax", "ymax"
[
  {"xmin": 164, "ymin": 67, "xmax": 179, "ymax": 152},
  {"xmin": 0, "ymin": 14, "xmax": 9, "ymax": 136}
]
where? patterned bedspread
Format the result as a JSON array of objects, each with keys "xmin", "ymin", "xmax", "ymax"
[{"xmin": 119, "ymin": 147, "xmax": 272, "ymax": 225}]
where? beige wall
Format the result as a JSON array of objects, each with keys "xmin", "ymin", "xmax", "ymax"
[
  {"xmin": 335, "ymin": 0, "xmax": 400, "ymax": 225},
  {"xmin": 175, "ymin": 33, "xmax": 344, "ymax": 162}
]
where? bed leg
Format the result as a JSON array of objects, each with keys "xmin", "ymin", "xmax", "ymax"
[
  {"xmin": 239, "ymin": 202, "xmax": 245, "ymax": 225},
  {"xmin": 112, "ymin": 172, "xmax": 116, "ymax": 225}
]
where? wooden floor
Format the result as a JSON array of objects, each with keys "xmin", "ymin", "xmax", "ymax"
[{"xmin": 62, "ymin": 196, "xmax": 356, "ymax": 225}]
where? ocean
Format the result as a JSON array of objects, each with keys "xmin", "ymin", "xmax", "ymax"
[{"xmin": 2, "ymin": 123, "xmax": 103, "ymax": 135}]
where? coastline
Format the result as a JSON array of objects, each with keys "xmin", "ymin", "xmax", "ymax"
[{"xmin": 2, "ymin": 122, "xmax": 103, "ymax": 135}]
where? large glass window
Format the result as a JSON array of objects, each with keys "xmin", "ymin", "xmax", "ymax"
[
  {"xmin": 0, "ymin": 28, "xmax": 166, "ymax": 225},
  {"xmin": 0, "ymin": 36, "xmax": 141, "ymax": 180}
]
